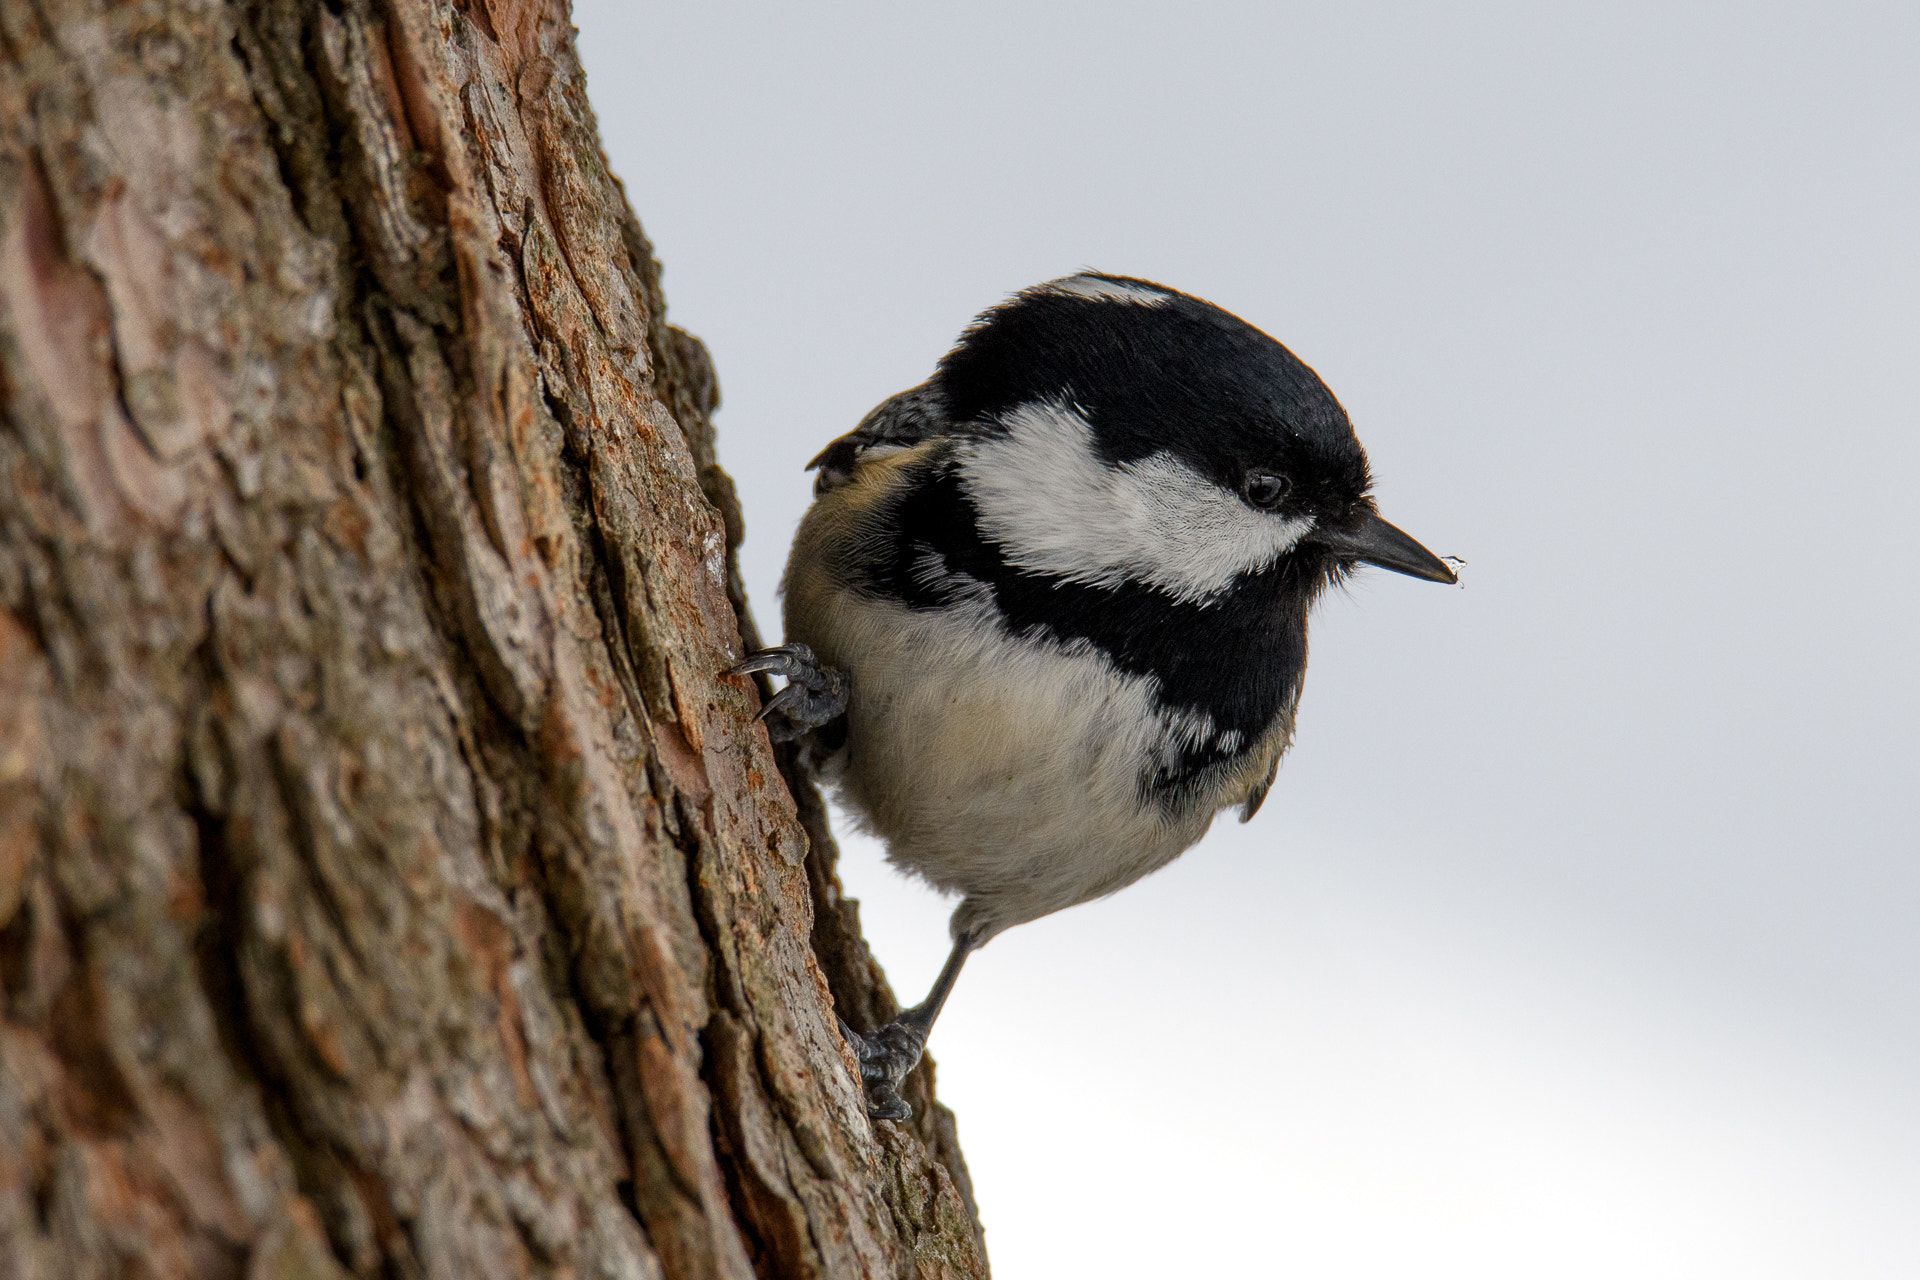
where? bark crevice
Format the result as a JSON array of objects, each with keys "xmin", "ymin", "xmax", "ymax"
[
  {"xmin": 181, "ymin": 756, "xmax": 374, "ymax": 1280},
  {"xmin": 0, "ymin": 2, "xmax": 989, "ymax": 1277}
]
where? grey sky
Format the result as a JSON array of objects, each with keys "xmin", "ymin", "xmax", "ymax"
[{"xmin": 576, "ymin": 4, "xmax": 1919, "ymax": 1274}]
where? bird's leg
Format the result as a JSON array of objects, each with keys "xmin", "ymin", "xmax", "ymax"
[
  {"xmin": 840, "ymin": 932, "xmax": 976, "ymax": 1121},
  {"xmin": 726, "ymin": 643, "xmax": 850, "ymax": 741}
]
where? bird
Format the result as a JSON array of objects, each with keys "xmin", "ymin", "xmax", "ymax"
[{"xmin": 728, "ymin": 272, "xmax": 1457, "ymax": 1120}]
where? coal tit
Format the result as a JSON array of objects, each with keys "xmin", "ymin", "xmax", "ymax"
[{"xmin": 731, "ymin": 273, "xmax": 1456, "ymax": 1119}]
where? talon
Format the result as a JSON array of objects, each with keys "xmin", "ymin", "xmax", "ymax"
[
  {"xmin": 755, "ymin": 681, "xmax": 805, "ymax": 724},
  {"xmin": 727, "ymin": 643, "xmax": 819, "ymax": 679},
  {"xmin": 838, "ymin": 1016, "xmax": 929, "ymax": 1121},
  {"xmin": 866, "ymin": 1089, "xmax": 912, "ymax": 1122},
  {"xmin": 724, "ymin": 643, "xmax": 850, "ymax": 738},
  {"xmin": 832, "ymin": 934, "xmax": 975, "ymax": 1120}
]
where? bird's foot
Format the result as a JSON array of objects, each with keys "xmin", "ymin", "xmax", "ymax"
[
  {"xmin": 837, "ymin": 1015, "xmax": 928, "ymax": 1121},
  {"xmin": 726, "ymin": 643, "xmax": 849, "ymax": 741}
]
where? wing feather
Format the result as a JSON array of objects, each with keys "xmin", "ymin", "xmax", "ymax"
[{"xmin": 1238, "ymin": 754, "xmax": 1282, "ymax": 823}]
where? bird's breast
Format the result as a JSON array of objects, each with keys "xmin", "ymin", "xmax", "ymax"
[{"xmin": 782, "ymin": 456, "xmax": 1304, "ymax": 934}]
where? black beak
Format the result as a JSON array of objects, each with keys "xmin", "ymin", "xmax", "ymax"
[{"xmin": 1310, "ymin": 509, "xmax": 1457, "ymax": 584}]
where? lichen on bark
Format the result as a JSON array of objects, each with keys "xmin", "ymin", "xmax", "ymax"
[{"xmin": 0, "ymin": 1, "xmax": 986, "ymax": 1276}]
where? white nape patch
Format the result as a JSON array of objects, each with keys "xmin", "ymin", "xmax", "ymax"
[
  {"xmin": 1036, "ymin": 274, "xmax": 1171, "ymax": 306},
  {"xmin": 958, "ymin": 400, "xmax": 1312, "ymax": 604}
]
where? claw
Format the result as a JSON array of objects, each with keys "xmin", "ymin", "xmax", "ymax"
[
  {"xmin": 723, "ymin": 643, "xmax": 850, "ymax": 739},
  {"xmin": 838, "ymin": 1017, "xmax": 923, "ymax": 1121},
  {"xmin": 727, "ymin": 643, "xmax": 818, "ymax": 679},
  {"xmin": 833, "ymin": 933, "xmax": 975, "ymax": 1120},
  {"xmin": 755, "ymin": 681, "xmax": 805, "ymax": 725},
  {"xmin": 866, "ymin": 1087, "xmax": 912, "ymax": 1122}
]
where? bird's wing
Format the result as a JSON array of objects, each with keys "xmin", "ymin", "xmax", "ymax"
[
  {"xmin": 1238, "ymin": 754, "xmax": 1281, "ymax": 823},
  {"xmin": 807, "ymin": 381, "xmax": 953, "ymax": 492}
]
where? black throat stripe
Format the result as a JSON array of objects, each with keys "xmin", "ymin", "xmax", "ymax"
[{"xmin": 850, "ymin": 459, "xmax": 1326, "ymax": 785}]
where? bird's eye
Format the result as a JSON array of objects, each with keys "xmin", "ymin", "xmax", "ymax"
[{"xmin": 1241, "ymin": 471, "xmax": 1291, "ymax": 510}]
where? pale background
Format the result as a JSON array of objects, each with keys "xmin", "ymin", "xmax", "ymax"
[{"xmin": 572, "ymin": 4, "xmax": 1919, "ymax": 1275}]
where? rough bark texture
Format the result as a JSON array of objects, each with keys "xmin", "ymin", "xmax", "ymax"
[{"xmin": 0, "ymin": 2, "xmax": 987, "ymax": 1277}]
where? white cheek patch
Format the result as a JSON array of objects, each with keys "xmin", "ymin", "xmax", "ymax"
[
  {"xmin": 1035, "ymin": 275, "xmax": 1172, "ymax": 306},
  {"xmin": 957, "ymin": 400, "xmax": 1312, "ymax": 604}
]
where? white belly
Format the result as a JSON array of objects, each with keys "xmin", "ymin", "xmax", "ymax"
[{"xmin": 790, "ymin": 582, "xmax": 1219, "ymax": 942}]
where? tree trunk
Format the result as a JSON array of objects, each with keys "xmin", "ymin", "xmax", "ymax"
[{"xmin": 0, "ymin": 2, "xmax": 986, "ymax": 1277}]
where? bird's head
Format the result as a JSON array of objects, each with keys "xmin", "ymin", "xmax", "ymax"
[{"xmin": 936, "ymin": 272, "xmax": 1456, "ymax": 606}]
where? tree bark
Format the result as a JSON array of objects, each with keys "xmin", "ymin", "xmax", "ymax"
[{"xmin": 0, "ymin": 2, "xmax": 986, "ymax": 1277}]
